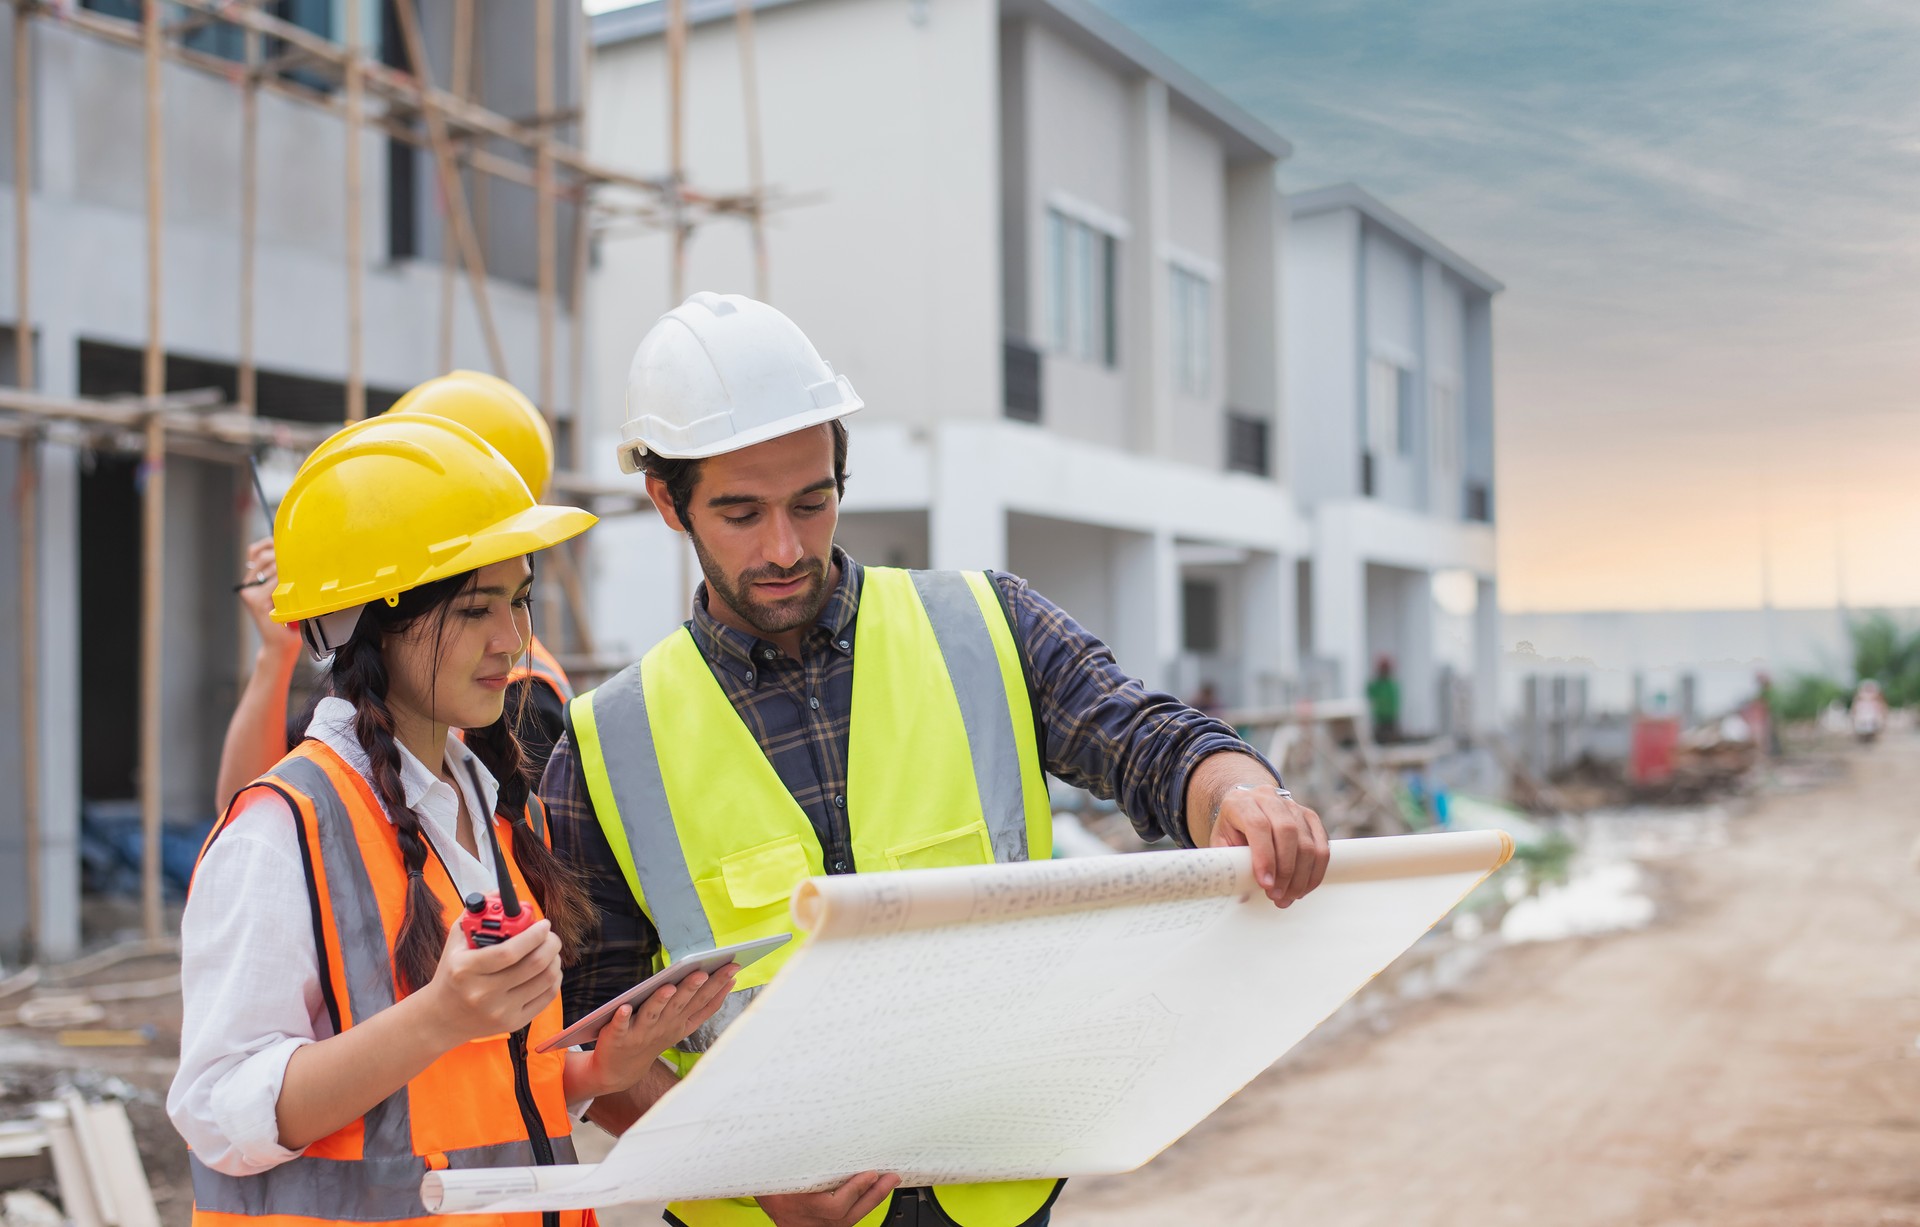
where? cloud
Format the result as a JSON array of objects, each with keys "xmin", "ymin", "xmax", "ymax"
[{"xmin": 1096, "ymin": 0, "xmax": 1920, "ymax": 608}]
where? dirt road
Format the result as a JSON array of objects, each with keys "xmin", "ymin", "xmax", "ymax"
[{"xmin": 1057, "ymin": 736, "xmax": 1920, "ymax": 1226}]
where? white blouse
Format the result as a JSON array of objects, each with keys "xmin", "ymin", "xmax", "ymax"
[{"xmin": 166, "ymin": 698, "xmax": 503, "ymax": 1177}]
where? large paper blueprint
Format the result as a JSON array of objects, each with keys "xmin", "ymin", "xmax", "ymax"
[{"xmin": 424, "ymin": 831, "xmax": 1511, "ymax": 1214}]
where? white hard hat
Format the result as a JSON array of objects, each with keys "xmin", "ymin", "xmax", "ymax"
[{"xmin": 617, "ymin": 291, "xmax": 863, "ymax": 472}]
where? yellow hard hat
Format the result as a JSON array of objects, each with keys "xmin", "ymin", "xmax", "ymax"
[
  {"xmin": 388, "ymin": 370, "xmax": 555, "ymax": 500},
  {"xmin": 270, "ymin": 412, "xmax": 595, "ymax": 625}
]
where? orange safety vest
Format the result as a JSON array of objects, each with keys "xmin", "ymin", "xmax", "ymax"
[
  {"xmin": 188, "ymin": 740, "xmax": 589, "ymax": 1227},
  {"xmin": 508, "ymin": 636, "xmax": 575, "ymax": 705}
]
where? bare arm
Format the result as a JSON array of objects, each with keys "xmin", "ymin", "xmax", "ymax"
[
  {"xmin": 215, "ymin": 539, "xmax": 302, "ymax": 810},
  {"xmin": 581, "ymin": 1058, "xmax": 682, "ymax": 1136}
]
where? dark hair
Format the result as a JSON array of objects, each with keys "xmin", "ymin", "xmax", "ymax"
[
  {"xmin": 324, "ymin": 569, "xmax": 593, "ymax": 995},
  {"xmin": 643, "ymin": 419, "xmax": 849, "ymax": 527}
]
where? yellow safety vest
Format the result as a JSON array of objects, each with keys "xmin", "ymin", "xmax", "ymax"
[{"xmin": 570, "ymin": 567, "xmax": 1060, "ymax": 1227}]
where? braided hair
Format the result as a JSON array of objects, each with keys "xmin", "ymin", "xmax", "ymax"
[{"xmin": 325, "ymin": 569, "xmax": 592, "ymax": 994}]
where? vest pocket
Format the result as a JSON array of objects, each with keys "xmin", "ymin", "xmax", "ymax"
[
  {"xmin": 716, "ymin": 834, "xmax": 813, "ymax": 909},
  {"xmin": 885, "ymin": 820, "xmax": 993, "ymax": 871}
]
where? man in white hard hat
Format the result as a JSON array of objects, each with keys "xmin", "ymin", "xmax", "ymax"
[{"xmin": 542, "ymin": 292, "xmax": 1328, "ymax": 1227}]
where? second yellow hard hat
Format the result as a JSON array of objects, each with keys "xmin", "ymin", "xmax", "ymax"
[
  {"xmin": 271, "ymin": 412, "xmax": 594, "ymax": 626},
  {"xmin": 389, "ymin": 369, "xmax": 555, "ymax": 500}
]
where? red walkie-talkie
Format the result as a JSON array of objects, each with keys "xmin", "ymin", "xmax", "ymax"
[{"xmin": 457, "ymin": 760, "xmax": 537, "ymax": 948}]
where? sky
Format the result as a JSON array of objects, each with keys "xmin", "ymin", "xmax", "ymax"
[
  {"xmin": 1089, "ymin": 0, "xmax": 1920, "ymax": 612},
  {"xmin": 586, "ymin": 0, "xmax": 1918, "ymax": 612}
]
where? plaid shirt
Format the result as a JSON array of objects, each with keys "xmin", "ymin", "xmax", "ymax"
[{"xmin": 540, "ymin": 547, "xmax": 1275, "ymax": 1024}]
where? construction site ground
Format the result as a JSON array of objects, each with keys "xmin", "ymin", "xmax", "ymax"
[
  {"xmin": 6, "ymin": 733, "xmax": 1916, "ymax": 1226},
  {"xmin": 1060, "ymin": 732, "xmax": 1920, "ymax": 1226}
]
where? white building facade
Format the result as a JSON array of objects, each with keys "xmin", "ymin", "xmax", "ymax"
[
  {"xmin": 586, "ymin": 0, "xmax": 1309, "ymax": 705},
  {"xmin": 1284, "ymin": 184, "xmax": 1502, "ymax": 737}
]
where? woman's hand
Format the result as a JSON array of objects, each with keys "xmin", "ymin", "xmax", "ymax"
[
  {"xmin": 417, "ymin": 918, "xmax": 563, "ymax": 1046},
  {"xmin": 239, "ymin": 537, "xmax": 300, "ymax": 658},
  {"xmin": 576, "ymin": 965, "xmax": 738, "ymax": 1100}
]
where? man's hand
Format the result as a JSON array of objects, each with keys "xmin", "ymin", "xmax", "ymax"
[
  {"xmin": 757, "ymin": 1172, "xmax": 900, "ymax": 1227},
  {"xmin": 1186, "ymin": 753, "xmax": 1329, "ymax": 908}
]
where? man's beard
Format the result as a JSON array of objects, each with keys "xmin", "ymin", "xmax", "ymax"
[{"xmin": 689, "ymin": 531, "xmax": 832, "ymax": 639}]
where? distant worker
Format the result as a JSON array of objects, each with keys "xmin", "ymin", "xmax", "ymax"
[
  {"xmin": 1368, "ymin": 655, "xmax": 1401, "ymax": 744},
  {"xmin": 541, "ymin": 293, "xmax": 1330, "ymax": 1227},
  {"xmin": 213, "ymin": 371, "xmax": 578, "ymax": 810},
  {"xmin": 1851, "ymin": 678, "xmax": 1887, "ymax": 744},
  {"xmin": 172, "ymin": 413, "xmax": 736, "ymax": 1227}
]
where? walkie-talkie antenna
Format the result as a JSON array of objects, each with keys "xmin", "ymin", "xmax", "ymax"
[{"xmin": 464, "ymin": 757, "xmax": 522, "ymax": 917}]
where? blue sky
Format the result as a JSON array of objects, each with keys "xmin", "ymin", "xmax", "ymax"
[{"xmin": 1094, "ymin": 0, "xmax": 1920, "ymax": 610}]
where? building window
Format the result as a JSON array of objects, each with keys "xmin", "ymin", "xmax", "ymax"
[
  {"xmin": 1047, "ymin": 208, "xmax": 1118, "ymax": 368},
  {"xmin": 1170, "ymin": 264, "xmax": 1211, "ymax": 397},
  {"xmin": 1003, "ymin": 338, "xmax": 1042, "ymax": 423},
  {"xmin": 1224, "ymin": 410, "xmax": 1269, "ymax": 476},
  {"xmin": 84, "ymin": 0, "xmax": 338, "ymax": 84},
  {"xmin": 1367, "ymin": 356, "xmax": 1417, "ymax": 459},
  {"xmin": 1182, "ymin": 579, "xmax": 1221, "ymax": 654}
]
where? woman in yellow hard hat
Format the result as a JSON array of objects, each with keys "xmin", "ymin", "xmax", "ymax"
[
  {"xmin": 388, "ymin": 370, "xmax": 579, "ymax": 766},
  {"xmin": 214, "ymin": 372, "xmax": 575, "ymax": 810},
  {"xmin": 171, "ymin": 413, "xmax": 736, "ymax": 1227}
]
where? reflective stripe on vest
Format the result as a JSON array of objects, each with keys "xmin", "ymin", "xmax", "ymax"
[
  {"xmin": 570, "ymin": 567, "xmax": 1057, "ymax": 1227},
  {"xmin": 189, "ymin": 744, "xmax": 582, "ymax": 1227},
  {"xmin": 509, "ymin": 634, "xmax": 575, "ymax": 703}
]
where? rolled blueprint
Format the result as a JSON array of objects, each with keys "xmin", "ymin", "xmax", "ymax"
[{"xmin": 426, "ymin": 830, "xmax": 1513, "ymax": 1214}]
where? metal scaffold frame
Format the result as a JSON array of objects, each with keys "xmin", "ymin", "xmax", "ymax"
[{"xmin": 3, "ymin": 0, "xmax": 773, "ymax": 955}]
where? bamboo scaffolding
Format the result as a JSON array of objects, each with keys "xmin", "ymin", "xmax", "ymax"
[
  {"xmin": 736, "ymin": 0, "xmax": 768, "ymax": 301},
  {"xmin": 390, "ymin": 0, "xmax": 507, "ymax": 378},
  {"xmin": 17, "ymin": 433, "xmax": 39, "ymax": 958},
  {"xmin": 342, "ymin": 0, "xmax": 365, "ymax": 420},
  {"xmin": 139, "ymin": 0, "xmax": 165, "ymax": 942},
  {"xmin": 667, "ymin": 0, "xmax": 688, "ymax": 305},
  {"xmin": 436, "ymin": 0, "xmax": 473, "ymax": 374},
  {"xmin": 2, "ymin": 0, "xmax": 784, "ymax": 944},
  {"xmin": 237, "ymin": 10, "xmax": 258, "ymax": 414},
  {"xmin": 535, "ymin": 0, "xmax": 557, "ymax": 421}
]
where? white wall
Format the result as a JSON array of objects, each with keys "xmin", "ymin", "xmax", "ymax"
[
  {"xmin": 1282, "ymin": 208, "xmax": 1358, "ymax": 504},
  {"xmin": 1162, "ymin": 106, "xmax": 1226, "ymax": 473},
  {"xmin": 1020, "ymin": 18, "xmax": 1133, "ymax": 450},
  {"xmin": 587, "ymin": 0, "xmax": 1003, "ymax": 453}
]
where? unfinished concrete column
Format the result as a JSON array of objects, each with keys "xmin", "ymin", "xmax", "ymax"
[
  {"xmin": 1109, "ymin": 528, "xmax": 1177, "ymax": 692},
  {"xmin": 928, "ymin": 426, "xmax": 1007, "ymax": 572},
  {"xmin": 1125, "ymin": 77, "xmax": 1170, "ymax": 457},
  {"xmin": 1238, "ymin": 547, "xmax": 1294, "ymax": 708},
  {"xmin": 1474, "ymin": 574, "xmax": 1501, "ymax": 736},
  {"xmin": 1398, "ymin": 567, "xmax": 1437, "ymax": 737}
]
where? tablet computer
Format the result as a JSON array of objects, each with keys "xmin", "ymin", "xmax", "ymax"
[{"xmin": 534, "ymin": 933, "xmax": 792, "ymax": 1053}]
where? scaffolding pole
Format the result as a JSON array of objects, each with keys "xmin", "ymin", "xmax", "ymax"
[
  {"xmin": 12, "ymin": 0, "xmax": 37, "ymax": 959},
  {"xmin": 436, "ymin": 0, "xmax": 473, "ymax": 374},
  {"xmin": 140, "ymin": 0, "xmax": 167, "ymax": 942},
  {"xmin": 238, "ymin": 6, "xmax": 258, "ymax": 414},
  {"xmin": 13, "ymin": 0, "xmax": 29, "ymax": 390},
  {"xmin": 567, "ymin": 13, "xmax": 591, "ymax": 476},
  {"xmin": 17, "ymin": 434, "xmax": 39, "ymax": 958},
  {"xmin": 667, "ymin": 0, "xmax": 688, "ymax": 305},
  {"xmin": 343, "ymin": 0, "xmax": 365, "ymax": 420},
  {"xmin": 736, "ymin": 0, "xmax": 768, "ymax": 300},
  {"xmin": 535, "ymin": 0, "xmax": 557, "ymax": 424}
]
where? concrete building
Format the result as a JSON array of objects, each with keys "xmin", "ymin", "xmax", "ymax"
[
  {"xmin": 1284, "ymin": 183, "xmax": 1502, "ymax": 738},
  {"xmin": 0, "ymin": 0, "xmax": 587, "ymax": 960},
  {"xmin": 586, "ymin": 0, "xmax": 1309, "ymax": 711}
]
